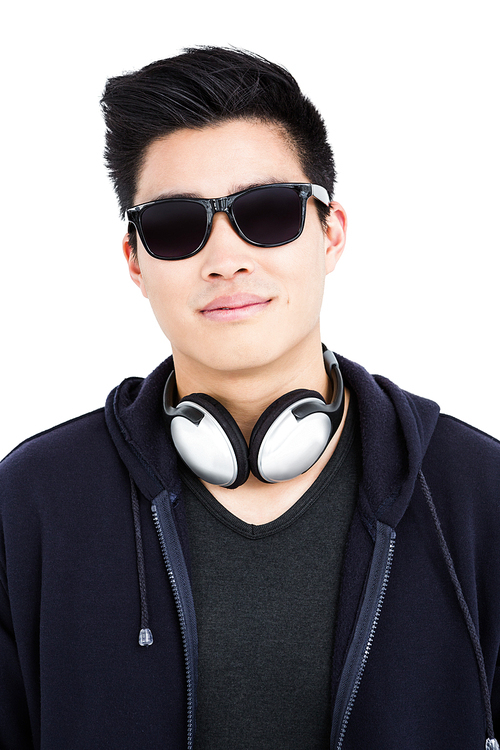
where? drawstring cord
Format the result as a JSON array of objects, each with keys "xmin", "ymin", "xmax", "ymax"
[
  {"xmin": 130, "ymin": 476, "xmax": 154, "ymax": 646},
  {"xmin": 418, "ymin": 470, "xmax": 497, "ymax": 747}
]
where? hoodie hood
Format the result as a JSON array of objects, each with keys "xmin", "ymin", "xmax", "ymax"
[
  {"xmin": 105, "ymin": 353, "xmax": 440, "ymax": 533},
  {"xmin": 105, "ymin": 357, "xmax": 179, "ymax": 503},
  {"xmin": 337, "ymin": 355, "xmax": 439, "ymax": 535}
]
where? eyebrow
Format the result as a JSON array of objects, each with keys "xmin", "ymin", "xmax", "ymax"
[{"xmin": 149, "ymin": 178, "xmax": 291, "ymax": 203}]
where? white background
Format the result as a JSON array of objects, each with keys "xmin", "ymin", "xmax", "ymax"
[{"xmin": 1, "ymin": 0, "xmax": 499, "ymax": 459}]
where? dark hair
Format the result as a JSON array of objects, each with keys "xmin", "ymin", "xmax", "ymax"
[{"xmin": 101, "ymin": 47, "xmax": 336, "ymax": 249}]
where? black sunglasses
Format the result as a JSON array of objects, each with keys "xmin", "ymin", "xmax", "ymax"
[{"xmin": 126, "ymin": 182, "xmax": 330, "ymax": 260}]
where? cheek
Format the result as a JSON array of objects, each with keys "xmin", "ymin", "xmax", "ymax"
[
  {"xmin": 286, "ymin": 231, "xmax": 327, "ymax": 307},
  {"xmin": 139, "ymin": 265, "xmax": 188, "ymax": 338}
]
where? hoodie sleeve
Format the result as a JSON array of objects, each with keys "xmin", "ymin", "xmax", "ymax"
[
  {"xmin": 0, "ymin": 432, "xmax": 51, "ymax": 749},
  {"xmin": 0, "ymin": 548, "xmax": 34, "ymax": 748},
  {"xmin": 492, "ymin": 658, "xmax": 500, "ymax": 735}
]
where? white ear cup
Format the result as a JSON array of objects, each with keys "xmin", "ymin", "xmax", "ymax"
[
  {"xmin": 170, "ymin": 402, "xmax": 239, "ymax": 487},
  {"xmin": 256, "ymin": 400, "xmax": 333, "ymax": 482}
]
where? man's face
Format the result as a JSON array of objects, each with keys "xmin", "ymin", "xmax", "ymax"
[{"xmin": 125, "ymin": 118, "xmax": 346, "ymax": 381}]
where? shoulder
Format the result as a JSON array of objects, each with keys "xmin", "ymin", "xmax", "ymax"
[
  {"xmin": 422, "ymin": 413, "xmax": 500, "ymax": 522},
  {"xmin": 0, "ymin": 408, "xmax": 118, "ymax": 511},
  {"xmin": 1, "ymin": 408, "xmax": 109, "ymax": 470},
  {"xmin": 427, "ymin": 412, "xmax": 500, "ymax": 468}
]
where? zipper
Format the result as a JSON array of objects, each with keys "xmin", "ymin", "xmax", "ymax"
[
  {"xmin": 151, "ymin": 490, "xmax": 198, "ymax": 750},
  {"xmin": 331, "ymin": 521, "xmax": 396, "ymax": 750}
]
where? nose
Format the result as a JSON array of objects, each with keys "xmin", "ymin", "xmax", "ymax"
[{"xmin": 199, "ymin": 211, "xmax": 256, "ymax": 280}]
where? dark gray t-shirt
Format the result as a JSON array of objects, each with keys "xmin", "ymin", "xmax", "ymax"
[{"xmin": 181, "ymin": 399, "xmax": 360, "ymax": 749}]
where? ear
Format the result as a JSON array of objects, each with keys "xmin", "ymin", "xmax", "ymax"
[
  {"xmin": 323, "ymin": 202, "xmax": 347, "ymax": 275},
  {"xmin": 123, "ymin": 234, "xmax": 149, "ymax": 299}
]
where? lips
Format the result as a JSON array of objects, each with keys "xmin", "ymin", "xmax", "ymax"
[{"xmin": 200, "ymin": 293, "xmax": 271, "ymax": 321}]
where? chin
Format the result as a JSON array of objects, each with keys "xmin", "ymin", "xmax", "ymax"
[
  {"xmin": 203, "ymin": 350, "xmax": 271, "ymax": 374},
  {"xmin": 171, "ymin": 320, "xmax": 310, "ymax": 375},
  {"xmin": 185, "ymin": 340, "xmax": 276, "ymax": 375}
]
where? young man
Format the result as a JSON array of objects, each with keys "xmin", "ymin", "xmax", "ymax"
[{"xmin": 1, "ymin": 47, "xmax": 499, "ymax": 750}]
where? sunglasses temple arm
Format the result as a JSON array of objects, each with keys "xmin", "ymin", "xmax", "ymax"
[{"xmin": 311, "ymin": 184, "xmax": 330, "ymax": 206}]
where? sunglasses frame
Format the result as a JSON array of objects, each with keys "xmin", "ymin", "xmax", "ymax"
[{"xmin": 126, "ymin": 182, "xmax": 330, "ymax": 260}]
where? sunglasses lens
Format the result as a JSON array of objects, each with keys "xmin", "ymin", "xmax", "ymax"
[
  {"xmin": 140, "ymin": 201, "xmax": 207, "ymax": 259},
  {"xmin": 136, "ymin": 185, "xmax": 304, "ymax": 259},
  {"xmin": 233, "ymin": 186, "xmax": 302, "ymax": 246}
]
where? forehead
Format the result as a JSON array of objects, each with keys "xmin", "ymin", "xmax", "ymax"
[{"xmin": 135, "ymin": 118, "xmax": 309, "ymax": 204}]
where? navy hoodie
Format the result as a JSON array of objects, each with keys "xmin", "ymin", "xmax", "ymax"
[{"xmin": 1, "ymin": 354, "xmax": 499, "ymax": 749}]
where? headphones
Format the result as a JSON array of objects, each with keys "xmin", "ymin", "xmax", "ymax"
[{"xmin": 163, "ymin": 349, "xmax": 345, "ymax": 490}]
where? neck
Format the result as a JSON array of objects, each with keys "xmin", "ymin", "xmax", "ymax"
[{"xmin": 172, "ymin": 338, "xmax": 330, "ymax": 442}]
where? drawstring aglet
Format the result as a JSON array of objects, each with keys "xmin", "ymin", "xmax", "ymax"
[{"xmin": 139, "ymin": 628, "xmax": 154, "ymax": 647}]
